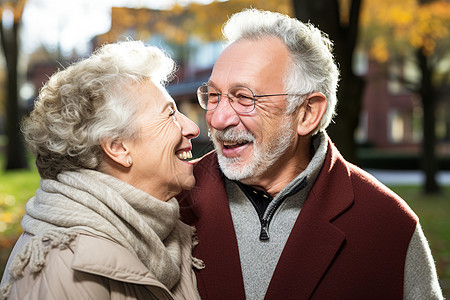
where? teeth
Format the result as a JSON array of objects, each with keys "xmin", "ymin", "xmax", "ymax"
[
  {"xmin": 223, "ymin": 140, "xmax": 249, "ymax": 145},
  {"xmin": 223, "ymin": 140, "xmax": 248, "ymax": 148},
  {"xmin": 177, "ymin": 151, "xmax": 193, "ymax": 160}
]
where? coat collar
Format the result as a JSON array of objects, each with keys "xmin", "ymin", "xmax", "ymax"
[
  {"xmin": 71, "ymin": 233, "xmax": 167, "ymax": 288},
  {"xmin": 266, "ymin": 139, "xmax": 354, "ymax": 298},
  {"xmin": 183, "ymin": 153, "xmax": 246, "ymax": 298},
  {"xmin": 186, "ymin": 137, "xmax": 354, "ymax": 299}
]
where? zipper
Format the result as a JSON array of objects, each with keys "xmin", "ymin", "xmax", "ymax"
[{"xmin": 259, "ymin": 178, "xmax": 308, "ymax": 241}]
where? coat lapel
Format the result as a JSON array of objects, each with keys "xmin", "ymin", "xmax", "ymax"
[
  {"xmin": 265, "ymin": 140, "xmax": 354, "ymax": 299},
  {"xmin": 180, "ymin": 141, "xmax": 354, "ymax": 299},
  {"xmin": 182, "ymin": 152, "xmax": 246, "ymax": 299}
]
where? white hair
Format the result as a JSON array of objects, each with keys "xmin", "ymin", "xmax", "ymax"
[
  {"xmin": 223, "ymin": 9, "xmax": 340, "ymax": 135},
  {"xmin": 22, "ymin": 40, "xmax": 175, "ymax": 179}
]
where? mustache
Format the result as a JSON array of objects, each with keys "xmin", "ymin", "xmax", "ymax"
[{"xmin": 210, "ymin": 128, "xmax": 255, "ymax": 143}]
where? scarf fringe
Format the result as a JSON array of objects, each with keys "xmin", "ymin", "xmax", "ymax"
[
  {"xmin": 0, "ymin": 229, "xmax": 78, "ymax": 300},
  {"xmin": 191, "ymin": 257, "xmax": 205, "ymax": 270},
  {"xmin": 190, "ymin": 226, "xmax": 205, "ymax": 270}
]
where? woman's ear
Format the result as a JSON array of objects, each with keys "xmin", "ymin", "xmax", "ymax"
[
  {"xmin": 296, "ymin": 92, "xmax": 327, "ymax": 136},
  {"xmin": 101, "ymin": 140, "xmax": 132, "ymax": 168}
]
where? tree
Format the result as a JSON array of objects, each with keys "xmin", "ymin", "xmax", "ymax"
[
  {"xmin": 294, "ymin": 0, "xmax": 363, "ymax": 163},
  {"xmin": 96, "ymin": 0, "xmax": 293, "ymax": 48},
  {"xmin": 360, "ymin": 0, "xmax": 450, "ymax": 193},
  {"xmin": 0, "ymin": 0, "xmax": 28, "ymax": 170}
]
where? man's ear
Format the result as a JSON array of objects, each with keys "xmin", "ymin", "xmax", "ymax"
[
  {"xmin": 296, "ymin": 92, "xmax": 327, "ymax": 136},
  {"xmin": 100, "ymin": 140, "xmax": 132, "ymax": 168}
]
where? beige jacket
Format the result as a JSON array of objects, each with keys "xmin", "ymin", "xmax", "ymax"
[{"xmin": 3, "ymin": 227, "xmax": 201, "ymax": 300}]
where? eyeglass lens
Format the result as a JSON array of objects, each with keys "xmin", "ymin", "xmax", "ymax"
[{"xmin": 197, "ymin": 85, "xmax": 256, "ymax": 113}]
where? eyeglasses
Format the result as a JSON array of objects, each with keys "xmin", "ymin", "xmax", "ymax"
[{"xmin": 197, "ymin": 84, "xmax": 308, "ymax": 114}]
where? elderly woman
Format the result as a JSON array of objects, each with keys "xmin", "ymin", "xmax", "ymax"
[{"xmin": 0, "ymin": 41, "xmax": 203, "ymax": 299}]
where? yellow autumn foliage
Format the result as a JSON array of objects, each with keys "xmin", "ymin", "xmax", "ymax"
[
  {"xmin": 0, "ymin": 0, "xmax": 27, "ymax": 23},
  {"xmin": 361, "ymin": 0, "xmax": 450, "ymax": 61},
  {"xmin": 370, "ymin": 37, "xmax": 389, "ymax": 63},
  {"xmin": 97, "ymin": 0, "xmax": 293, "ymax": 47},
  {"xmin": 0, "ymin": 211, "xmax": 14, "ymax": 224}
]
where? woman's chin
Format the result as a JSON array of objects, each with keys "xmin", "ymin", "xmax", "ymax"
[
  {"xmin": 178, "ymin": 174, "xmax": 196, "ymax": 191},
  {"xmin": 158, "ymin": 173, "xmax": 196, "ymax": 200}
]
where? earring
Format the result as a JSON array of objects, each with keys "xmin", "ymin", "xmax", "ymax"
[{"xmin": 127, "ymin": 158, "xmax": 133, "ymax": 166}]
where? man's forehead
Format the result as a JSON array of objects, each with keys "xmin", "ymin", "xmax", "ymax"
[{"xmin": 210, "ymin": 37, "xmax": 290, "ymax": 91}]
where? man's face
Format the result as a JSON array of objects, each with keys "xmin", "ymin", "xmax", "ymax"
[{"xmin": 206, "ymin": 37, "xmax": 297, "ymax": 183}]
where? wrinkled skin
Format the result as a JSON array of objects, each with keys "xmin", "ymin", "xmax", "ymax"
[
  {"xmin": 207, "ymin": 37, "xmax": 311, "ymax": 196},
  {"xmin": 125, "ymin": 80, "xmax": 199, "ymax": 200}
]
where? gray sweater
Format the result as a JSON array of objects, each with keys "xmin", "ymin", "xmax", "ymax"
[{"xmin": 226, "ymin": 132, "xmax": 443, "ymax": 300}]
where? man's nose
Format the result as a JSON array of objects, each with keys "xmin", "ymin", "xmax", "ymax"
[{"xmin": 207, "ymin": 94, "xmax": 240, "ymax": 131}]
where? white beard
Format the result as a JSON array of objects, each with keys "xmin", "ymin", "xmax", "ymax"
[{"xmin": 210, "ymin": 115, "xmax": 296, "ymax": 181}]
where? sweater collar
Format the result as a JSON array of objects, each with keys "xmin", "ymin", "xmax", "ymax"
[
  {"xmin": 274, "ymin": 131, "xmax": 328, "ymax": 201},
  {"xmin": 233, "ymin": 131, "xmax": 328, "ymax": 204}
]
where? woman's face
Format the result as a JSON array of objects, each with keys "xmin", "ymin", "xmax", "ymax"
[{"xmin": 125, "ymin": 80, "xmax": 199, "ymax": 201}]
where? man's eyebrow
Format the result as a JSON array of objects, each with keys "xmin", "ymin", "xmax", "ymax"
[
  {"xmin": 208, "ymin": 80, "xmax": 257, "ymax": 91},
  {"xmin": 207, "ymin": 80, "xmax": 217, "ymax": 88}
]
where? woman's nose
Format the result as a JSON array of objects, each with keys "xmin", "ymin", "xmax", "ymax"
[{"xmin": 179, "ymin": 113, "xmax": 200, "ymax": 139}]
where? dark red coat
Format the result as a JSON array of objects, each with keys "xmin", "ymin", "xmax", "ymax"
[{"xmin": 178, "ymin": 139, "xmax": 418, "ymax": 299}]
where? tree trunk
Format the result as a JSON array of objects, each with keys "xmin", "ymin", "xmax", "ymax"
[
  {"xmin": 417, "ymin": 48, "xmax": 440, "ymax": 194},
  {"xmin": 1, "ymin": 19, "xmax": 28, "ymax": 170},
  {"xmin": 330, "ymin": 70, "xmax": 364, "ymax": 163},
  {"xmin": 293, "ymin": 0, "xmax": 364, "ymax": 163}
]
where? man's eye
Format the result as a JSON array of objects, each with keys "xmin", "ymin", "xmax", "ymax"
[
  {"xmin": 208, "ymin": 93, "xmax": 219, "ymax": 104},
  {"xmin": 236, "ymin": 94, "xmax": 253, "ymax": 100},
  {"xmin": 232, "ymin": 92, "xmax": 254, "ymax": 100}
]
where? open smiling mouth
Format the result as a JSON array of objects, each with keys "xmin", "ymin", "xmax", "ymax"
[
  {"xmin": 176, "ymin": 150, "xmax": 193, "ymax": 160},
  {"xmin": 223, "ymin": 141, "xmax": 250, "ymax": 149}
]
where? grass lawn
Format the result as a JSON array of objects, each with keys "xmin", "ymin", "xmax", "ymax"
[
  {"xmin": 0, "ymin": 159, "xmax": 449, "ymax": 297},
  {"xmin": 391, "ymin": 185, "xmax": 450, "ymax": 297},
  {"xmin": 0, "ymin": 158, "xmax": 40, "ymax": 278}
]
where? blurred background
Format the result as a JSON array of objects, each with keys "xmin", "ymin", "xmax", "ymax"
[{"xmin": 0, "ymin": 0, "xmax": 449, "ymax": 296}]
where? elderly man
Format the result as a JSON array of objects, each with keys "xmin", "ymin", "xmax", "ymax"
[{"xmin": 178, "ymin": 9, "xmax": 443, "ymax": 299}]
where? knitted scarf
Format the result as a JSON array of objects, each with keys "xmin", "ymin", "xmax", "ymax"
[{"xmin": 1, "ymin": 169, "xmax": 193, "ymax": 297}]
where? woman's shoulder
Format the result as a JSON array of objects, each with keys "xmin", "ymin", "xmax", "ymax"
[
  {"xmin": 3, "ymin": 231, "xmax": 110, "ymax": 299},
  {"xmin": 72, "ymin": 232, "xmax": 154, "ymax": 279},
  {"xmin": 5, "ymin": 231, "xmax": 169, "ymax": 299}
]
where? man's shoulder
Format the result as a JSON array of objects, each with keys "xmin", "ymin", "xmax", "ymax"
[
  {"xmin": 322, "ymin": 143, "xmax": 418, "ymax": 222},
  {"xmin": 345, "ymin": 161, "xmax": 418, "ymax": 222}
]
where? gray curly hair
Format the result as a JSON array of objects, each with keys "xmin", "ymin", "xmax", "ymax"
[
  {"xmin": 22, "ymin": 40, "xmax": 175, "ymax": 179},
  {"xmin": 223, "ymin": 9, "xmax": 340, "ymax": 135}
]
